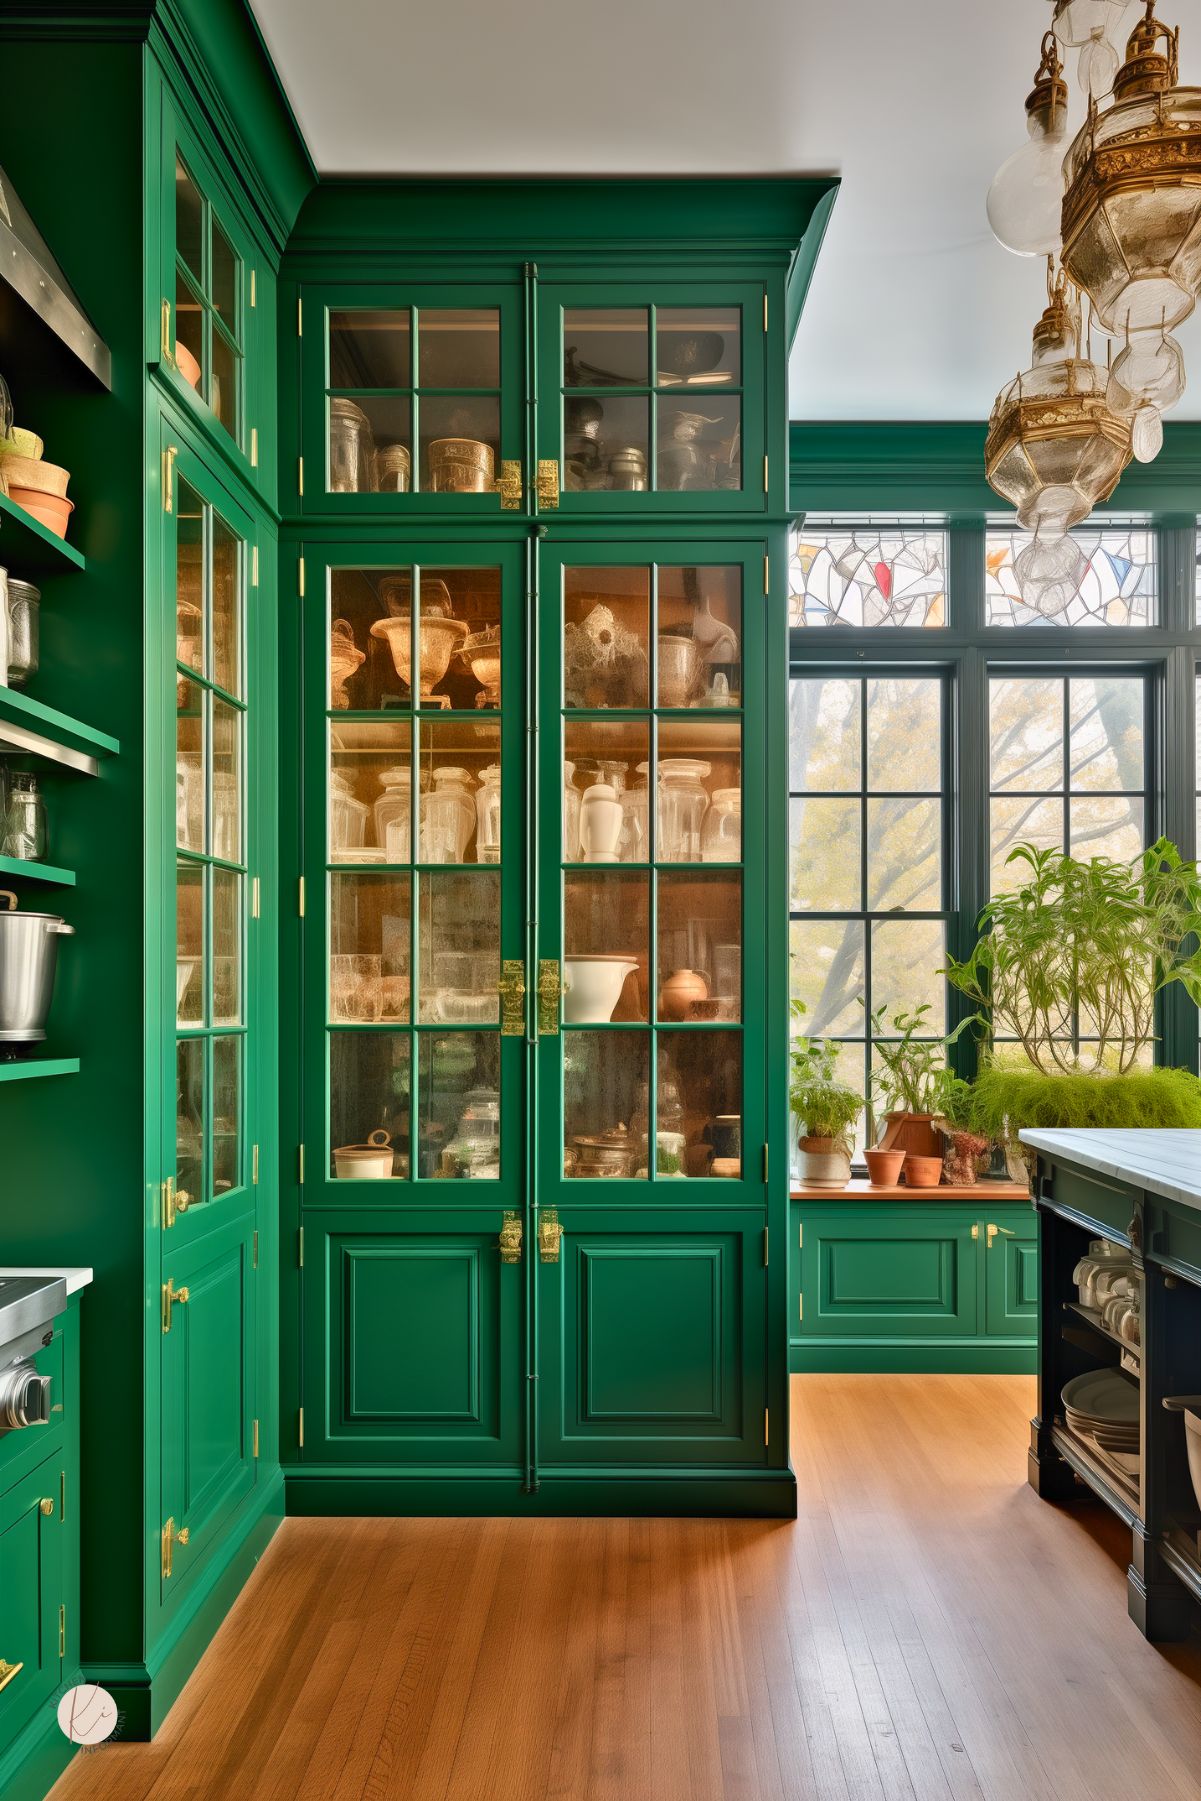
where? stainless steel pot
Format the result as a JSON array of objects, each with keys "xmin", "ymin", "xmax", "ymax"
[{"xmin": 0, "ymin": 891, "xmax": 74, "ymax": 1043}]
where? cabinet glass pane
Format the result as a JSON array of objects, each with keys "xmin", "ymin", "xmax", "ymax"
[
  {"xmin": 564, "ymin": 308, "xmax": 648, "ymax": 386},
  {"xmin": 656, "ymin": 307, "xmax": 741, "ymax": 387},
  {"xmin": 563, "ymin": 872, "xmax": 648, "ymax": 1023},
  {"xmin": 658, "ymin": 871, "xmax": 740, "ymax": 1022},
  {"xmin": 175, "ymin": 157, "xmax": 204, "ymax": 281},
  {"xmin": 330, "ymin": 569, "xmax": 411, "ymax": 711},
  {"xmin": 564, "ymin": 720, "xmax": 650, "ymax": 863},
  {"xmin": 176, "ymin": 480, "xmax": 204, "ymax": 677},
  {"xmin": 420, "ymin": 568, "xmax": 501, "ymax": 710},
  {"xmin": 420, "ymin": 399, "xmax": 499, "ymax": 494},
  {"xmin": 330, "ymin": 1033, "xmax": 410, "ymax": 1179},
  {"xmin": 330, "ymin": 310, "xmax": 412, "ymax": 388},
  {"xmin": 417, "ymin": 720, "xmax": 501, "ymax": 863},
  {"xmin": 564, "ymin": 567, "xmax": 649, "ymax": 707},
  {"xmin": 657, "ymin": 566, "xmax": 741, "ymax": 708},
  {"xmin": 418, "ymin": 308, "xmax": 500, "ymax": 388},
  {"xmin": 212, "ymin": 867, "xmax": 241, "ymax": 1027},
  {"xmin": 418, "ymin": 1033, "xmax": 500, "ymax": 1179},
  {"xmin": 177, "ymin": 678, "xmax": 204, "ymax": 852},
  {"xmin": 418, "ymin": 871, "xmax": 500, "ymax": 1024},
  {"xmin": 177, "ymin": 861, "xmax": 204, "ymax": 1026},
  {"xmin": 330, "ymin": 721, "xmax": 413, "ymax": 860},
  {"xmin": 211, "ymin": 697, "xmax": 241, "ymax": 863},
  {"xmin": 564, "ymin": 396, "xmax": 649, "ymax": 493},
  {"xmin": 658, "ymin": 1032, "xmax": 741, "ymax": 1177},
  {"xmin": 212, "ymin": 1035, "xmax": 241, "ymax": 1196},
  {"xmin": 211, "ymin": 219, "xmax": 239, "ymax": 341},
  {"xmin": 657, "ymin": 720, "xmax": 741, "ymax": 864},
  {"xmin": 657, "ymin": 398, "xmax": 740, "ymax": 493},
  {"xmin": 563, "ymin": 1031, "xmax": 648, "ymax": 1179},
  {"xmin": 175, "ymin": 268, "xmax": 204, "ymax": 391},
  {"xmin": 176, "ymin": 1037, "xmax": 205, "ymax": 1201},
  {"xmin": 329, "ymin": 397, "xmax": 409, "ymax": 494},
  {"xmin": 212, "ymin": 514, "xmax": 241, "ymax": 698},
  {"xmin": 331, "ymin": 874, "xmax": 410, "ymax": 1023},
  {"xmin": 211, "ymin": 328, "xmax": 239, "ymax": 440}
]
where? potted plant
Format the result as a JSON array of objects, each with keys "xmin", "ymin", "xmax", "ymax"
[
  {"xmin": 945, "ymin": 839, "xmax": 1201, "ymax": 1176},
  {"xmin": 867, "ymin": 1004, "xmax": 967, "ymax": 1186},
  {"xmin": 934, "ymin": 1077, "xmax": 990, "ymax": 1186},
  {"xmin": 790, "ymin": 1021, "xmax": 861, "ymax": 1189}
]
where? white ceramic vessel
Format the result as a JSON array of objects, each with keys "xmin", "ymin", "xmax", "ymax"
[
  {"xmin": 579, "ymin": 780, "xmax": 624, "ymax": 863},
  {"xmin": 562, "ymin": 954, "xmax": 639, "ymax": 1023}
]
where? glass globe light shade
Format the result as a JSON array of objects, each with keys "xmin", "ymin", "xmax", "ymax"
[
  {"xmin": 1079, "ymin": 27, "xmax": 1120, "ymax": 96},
  {"xmin": 987, "ymin": 112, "xmax": 1069, "ymax": 257},
  {"xmin": 1014, "ymin": 532, "xmax": 1089, "ymax": 616},
  {"xmin": 1131, "ymin": 403, "xmax": 1165, "ymax": 461},
  {"xmin": 1053, "ymin": 0, "xmax": 1130, "ymax": 49},
  {"xmin": 1106, "ymin": 330, "xmax": 1186, "ymax": 414}
]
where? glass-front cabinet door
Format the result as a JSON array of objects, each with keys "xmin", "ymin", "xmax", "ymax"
[
  {"xmin": 299, "ymin": 541, "xmax": 526, "ymax": 1468},
  {"xmin": 533, "ymin": 543, "xmax": 768, "ymax": 1465},
  {"xmin": 298, "ymin": 286, "xmax": 523, "ymax": 513},
  {"xmin": 536, "ymin": 286, "xmax": 766, "ymax": 513}
]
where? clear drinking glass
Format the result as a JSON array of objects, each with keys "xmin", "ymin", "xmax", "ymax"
[{"xmin": 657, "ymin": 758, "xmax": 711, "ymax": 862}]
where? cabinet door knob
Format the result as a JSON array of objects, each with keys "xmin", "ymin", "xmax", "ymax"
[{"xmin": 39, "ymin": 1497, "xmax": 54, "ymax": 1516}]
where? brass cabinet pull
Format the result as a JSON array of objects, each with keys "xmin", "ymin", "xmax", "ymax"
[
  {"xmin": 538, "ymin": 960, "xmax": 561, "ymax": 1036},
  {"xmin": 539, "ymin": 1208, "xmax": 563, "ymax": 1264},
  {"xmin": 161, "ymin": 1279, "xmax": 190, "ymax": 1333},
  {"xmin": 0, "ymin": 1659, "xmax": 23, "ymax": 1695},
  {"xmin": 39, "ymin": 1497, "xmax": 54, "ymax": 1517},
  {"xmin": 494, "ymin": 459, "xmax": 523, "ymax": 509},
  {"xmin": 986, "ymin": 1222, "xmax": 1015, "ymax": 1249},
  {"xmin": 162, "ymin": 444, "xmax": 178, "ymax": 513},
  {"xmin": 498, "ymin": 1212, "xmax": 523, "ymax": 1264},
  {"xmin": 161, "ymin": 1517, "xmax": 190, "ymax": 1579},
  {"xmin": 162, "ymin": 1177, "xmax": 192, "ymax": 1230},
  {"xmin": 175, "ymin": 1188, "xmax": 192, "ymax": 1213},
  {"xmin": 498, "ymin": 959, "xmax": 527, "ymax": 1036},
  {"xmin": 536, "ymin": 458, "xmax": 560, "ymax": 510},
  {"xmin": 160, "ymin": 298, "xmax": 173, "ymax": 364}
]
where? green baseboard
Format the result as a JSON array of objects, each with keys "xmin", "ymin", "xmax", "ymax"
[
  {"xmin": 789, "ymin": 1338, "xmax": 1037, "ymax": 1374},
  {"xmin": 0, "ymin": 1668, "xmax": 81, "ymax": 1801},
  {"xmin": 285, "ymin": 1466, "xmax": 798, "ymax": 1520},
  {"xmin": 85, "ymin": 1470, "xmax": 284, "ymax": 1741}
]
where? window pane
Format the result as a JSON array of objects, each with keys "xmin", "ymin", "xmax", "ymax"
[
  {"xmin": 986, "ymin": 525, "xmax": 1156, "ymax": 627},
  {"xmin": 866, "ymin": 679, "xmax": 941, "ymax": 793},
  {"xmin": 790, "ymin": 798, "xmax": 860, "ymax": 911},
  {"xmin": 789, "ymin": 919, "xmax": 864, "ymax": 1036},
  {"xmin": 990, "ymin": 796, "xmax": 1063, "ymax": 893},
  {"xmin": 789, "ymin": 678, "xmax": 859, "ymax": 792},
  {"xmin": 871, "ymin": 920, "xmax": 945, "ymax": 1024},
  {"xmin": 417, "ymin": 308, "xmax": 499, "ymax": 388},
  {"xmin": 330, "ymin": 310, "xmax": 412, "ymax": 389},
  {"xmin": 990, "ymin": 678, "xmax": 1063, "ymax": 792},
  {"xmin": 866, "ymin": 798, "xmax": 940, "ymax": 910},
  {"xmin": 330, "ymin": 1033, "xmax": 410, "ymax": 1179},
  {"xmin": 789, "ymin": 525, "xmax": 947, "ymax": 628},
  {"xmin": 1070, "ymin": 795, "xmax": 1145, "ymax": 864},
  {"xmin": 1068, "ymin": 677, "xmax": 1144, "ymax": 793}
]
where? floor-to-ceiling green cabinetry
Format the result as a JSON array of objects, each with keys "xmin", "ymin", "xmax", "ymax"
[
  {"xmin": 279, "ymin": 182, "xmax": 835, "ymax": 1515},
  {"xmin": 0, "ymin": 0, "xmax": 311, "ymax": 1759}
]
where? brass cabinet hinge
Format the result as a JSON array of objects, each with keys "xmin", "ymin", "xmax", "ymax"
[
  {"xmin": 298, "ymin": 556, "xmax": 306, "ymax": 598},
  {"xmin": 251, "ymin": 876, "xmax": 261, "ymax": 919},
  {"xmin": 763, "ymin": 455, "xmax": 769, "ymax": 493},
  {"xmin": 298, "ymin": 1407, "xmax": 304, "ymax": 1448},
  {"xmin": 160, "ymin": 297, "xmax": 173, "ymax": 365},
  {"xmin": 537, "ymin": 960, "xmax": 561, "ymax": 1036},
  {"xmin": 763, "ymin": 1227, "xmax": 769, "ymax": 1268},
  {"xmin": 298, "ymin": 456, "xmax": 305, "ymax": 497},
  {"xmin": 536, "ymin": 458, "xmax": 560, "ymax": 510},
  {"xmin": 162, "ymin": 1279, "xmax": 190, "ymax": 1333},
  {"xmin": 250, "ymin": 427, "xmax": 259, "ymax": 469},
  {"xmin": 539, "ymin": 1208, "xmax": 563, "ymax": 1264},
  {"xmin": 298, "ymin": 876, "xmax": 306, "ymax": 917},
  {"xmin": 0, "ymin": 1659, "xmax": 24, "ymax": 1694},
  {"xmin": 251, "ymin": 544, "xmax": 259, "ymax": 587},
  {"xmin": 161, "ymin": 1517, "xmax": 189, "ymax": 1579},
  {"xmin": 298, "ymin": 1224, "xmax": 305, "ymax": 1266},
  {"xmin": 58, "ymin": 1605, "xmax": 65, "ymax": 1659},
  {"xmin": 250, "ymin": 268, "xmax": 257, "ymax": 309},
  {"xmin": 498, "ymin": 1212, "xmax": 523, "ymax": 1264},
  {"xmin": 297, "ymin": 296, "xmax": 303, "ymax": 337},
  {"xmin": 252, "ymin": 1418, "xmax": 260, "ymax": 1459},
  {"xmin": 162, "ymin": 445, "xmax": 177, "ymax": 513},
  {"xmin": 495, "ymin": 459, "xmax": 523, "ymax": 510},
  {"xmin": 499, "ymin": 959, "xmax": 526, "ymax": 1035},
  {"xmin": 252, "ymin": 1230, "xmax": 259, "ymax": 1270},
  {"xmin": 252, "ymin": 1142, "xmax": 260, "ymax": 1184}
]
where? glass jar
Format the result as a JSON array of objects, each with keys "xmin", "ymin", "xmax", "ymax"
[
  {"xmin": 422, "ymin": 767, "xmax": 477, "ymax": 864},
  {"xmin": 329, "ymin": 398, "xmax": 376, "ymax": 493},
  {"xmin": 563, "ymin": 761, "xmax": 581, "ymax": 860},
  {"xmin": 475, "ymin": 764, "xmax": 501, "ymax": 863},
  {"xmin": 701, "ymin": 787, "xmax": 741, "ymax": 862},
  {"xmin": 330, "ymin": 771, "xmax": 369, "ymax": 853},
  {"xmin": 621, "ymin": 770, "xmax": 649, "ymax": 862},
  {"xmin": 657, "ymin": 758, "xmax": 711, "ymax": 862},
  {"xmin": 373, "ymin": 765, "xmax": 413, "ymax": 862},
  {"xmin": 2, "ymin": 770, "xmax": 47, "ymax": 861},
  {"xmin": 6, "ymin": 577, "xmax": 38, "ymax": 687}
]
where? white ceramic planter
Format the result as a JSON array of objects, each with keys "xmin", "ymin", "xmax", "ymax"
[
  {"xmin": 562, "ymin": 954, "xmax": 639, "ymax": 1023},
  {"xmin": 797, "ymin": 1136, "xmax": 852, "ymax": 1188}
]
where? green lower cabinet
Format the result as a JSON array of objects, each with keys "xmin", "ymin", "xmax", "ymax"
[
  {"xmin": 790, "ymin": 1201, "xmax": 1037, "ymax": 1374},
  {"xmin": 0, "ymin": 1459, "xmax": 64, "ymax": 1759}
]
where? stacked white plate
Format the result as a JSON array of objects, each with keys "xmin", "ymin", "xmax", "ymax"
[{"xmin": 1062, "ymin": 1369, "xmax": 1140, "ymax": 1478}]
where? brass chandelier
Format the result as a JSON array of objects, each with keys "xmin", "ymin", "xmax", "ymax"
[{"xmin": 986, "ymin": 1, "xmax": 1201, "ymax": 582}]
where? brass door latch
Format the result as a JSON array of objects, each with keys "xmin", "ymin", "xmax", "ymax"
[
  {"xmin": 498, "ymin": 1212, "xmax": 523, "ymax": 1264},
  {"xmin": 986, "ymin": 1222, "xmax": 1015, "ymax": 1249},
  {"xmin": 499, "ymin": 959, "xmax": 527, "ymax": 1036},
  {"xmin": 494, "ymin": 459, "xmax": 524, "ymax": 509},
  {"xmin": 161, "ymin": 1516, "xmax": 190, "ymax": 1579},
  {"xmin": 539, "ymin": 1209, "xmax": 563, "ymax": 1264},
  {"xmin": 538, "ymin": 960, "xmax": 561, "ymax": 1035},
  {"xmin": 161, "ymin": 1177, "xmax": 194, "ymax": 1230},
  {"xmin": 161, "ymin": 1278, "xmax": 191, "ymax": 1333},
  {"xmin": 536, "ymin": 458, "xmax": 560, "ymax": 510}
]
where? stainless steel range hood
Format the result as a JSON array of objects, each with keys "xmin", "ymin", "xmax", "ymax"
[{"xmin": 0, "ymin": 163, "xmax": 111, "ymax": 389}]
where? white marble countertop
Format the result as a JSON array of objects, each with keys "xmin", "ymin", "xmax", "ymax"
[
  {"xmin": 0, "ymin": 1266, "xmax": 93, "ymax": 1296},
  {"xmin": 1018, "ymin": 1128, "xmax": 1201, "ymax": 1211}
]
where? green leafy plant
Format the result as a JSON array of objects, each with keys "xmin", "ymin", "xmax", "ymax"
[
  {"xmin": 867, "ymin": 1003, "xmax": 967, "ymax": 1118},
  {"xmin": 944, "ymin": 839, "xmax": 1201, "ymax": 1076},
  {"xmin": 789, "ymin": 1001, "xmax": 861, "ymax": 1147},
  {"xmin": 970, "ymin": 1065, "xmax": 1201, "ymax": 1139}
]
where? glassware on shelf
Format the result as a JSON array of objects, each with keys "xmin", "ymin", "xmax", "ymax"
[
  {"xmin": 330, "ymin": 771, "xmax": 370, "ymax": 856},
  {"xmin": 373, "ymin": 764, "xmax": 412, "ymax": 862},
  {"xmin": 579, "ymin": 777, "xmax": 624, "ymax": 863},
  {"xmin": 563, "ymin": 761, "xmax": 582, "ymax": 859},
  {"xmin": 421, "ymin": 766, "xmax": 477, "ymax": 863},
  {"xmin": 330, "ymin": 618, "xmax": 365, "ymax": 709},
  {"xmin": 370, "ymin": 595, "xmax": 468, "ymax": 708},
  {"xmin": 375, "ymin": 444, "xmax": 411, "ymax": 493},
  {"xmin": 329, "ymin": 397, "xmax": 376, "ymax": 492},
  {"xmin": 176, "ymin": 754, "xmax": 203, "ymax": 850},
  {"xmin": 658, "ymin": 758, "xmax": 711, "ymax": 862},
  {"xmin": 6, "ymin": 579, "xmax": 39, "ymax": 687},
  {"xmin": 691, "ymin": 593, "xmax": 739, "ymax": 666},
  {"xmin": 459, "ymin": 626, "xmax": 501, "ymax": 708},
  {"xmin": 427, "ymin": 437, "xmax": 495, "ymax": 494},
  {"xmin": 659, "ymin": 967, "xmax": 710, "ymax": 1020},
  {"xmin": 712, "ymin": 942, "xmax": 741, "ymax": 1020},
  {"xmin": 440, "ymin": 1086, "xmax": 500, "ymax": 1179},
  {"xmin": 563, "ymin": 602, "xmax": 648, "ymax": 708},
  {"xmin": 475, "ymin": 764, "xmax": 501, "ymax": 863},
  {"xmin": 2, "ymin": 771, "xmax": 46, "ymax": 861},
  {"xmin": 701, "ymin": 787, "xmax": 741, "ymax": 862},
  {"xmin": 608, "ymin": 446, "xmax": 648, "ymax": 491},
  {"xmin": 657, "ymin": 631, "xmax": 703, "ymax": 707},
  {"xmin": 212, "ymin": 772, "xmax": 238, "ymax": 862},
  {"xmin": 620, "ymin": 773, "xmax": 648, "ymax": 862},
  {"xmin": 330, "ymin": 953, "xmax": 384, "ymax": 1023}
]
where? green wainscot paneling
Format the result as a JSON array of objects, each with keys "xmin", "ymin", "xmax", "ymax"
[{"xmin": 790, "ymin": 1201, "xmax": 1037, "ymax": 1374}]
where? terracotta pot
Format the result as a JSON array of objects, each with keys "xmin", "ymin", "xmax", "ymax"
[
  {"xmin": 8, "ymin": 488, "xmax": 73, "ymax": 539},
  {"xmin": 942, "ymin": 1130, "xmax": 990, "ymax": 1187},
  {"xmin": 798, "ymin": 1136, "xmax": 852, "ymax": 1189},
  {"xmin": 864, "ymin": 1147, "xmax": 905, "ymax": 1187},
  {"xmin": 658, "ymin": 967, "xmax": 708, "ymax": 1020},
  {"xmin": 0, "ymin": 453, "xmax": 69, "ymax": 497},
  {"xmin": 903, "ymin": 1153, "xmax": 943, "ymax": 1189},
  {"xmin": 175, "ymin": 340, "xmax": 202, "ymax": 390},
  {"xmin": 879, "ymin": 1111, "xmax": 941, "ymax": 1159}
]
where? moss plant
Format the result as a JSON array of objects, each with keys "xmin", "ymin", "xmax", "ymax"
[{"xmin": 970, "ymin": 1065, "xmax": 1201, "ymax": 1140}]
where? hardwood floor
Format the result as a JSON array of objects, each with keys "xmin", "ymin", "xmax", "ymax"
[{"xmin": 52, "ymin": 1376, "xmax": 1201, "ymax": 1801}]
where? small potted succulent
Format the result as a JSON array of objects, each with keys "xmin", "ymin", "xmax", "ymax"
[
  {"xmin": 934, "ymin": 1078, "xmax": 990, "ymax": 1186},
  {"xmin": 790, "ymin": 1019, "xmax": 861, "ymax": 1189}
]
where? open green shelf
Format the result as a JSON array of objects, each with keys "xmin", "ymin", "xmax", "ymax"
[
  {"xmin": 0, "ymin": 854, "xmax": 76, "ymax": 887},
  {"xmin": 0, "ymin": 489, "xmax": 86, "ymax": 575},
  {"xmin": 0, "ymin": 685, "xmax": 118, "ymax": 775},
  {"xmin": 0, "ymin": 1057, "xmax": 80, "ymax": 1083}
]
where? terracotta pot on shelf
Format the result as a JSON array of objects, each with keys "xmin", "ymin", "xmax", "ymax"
[
  {"xmin": 8, "ymin": 488, "xmax": 73, "ymax": 539},
  {"xmin": 903, "ymin": 1153, "xmax": 943, "ymax": 1189},
  {"xmin": 879, "ymin": 1111, "xmax": 941, "ymax": 1159},
  {"xmin": 797, "ymin": 1136, "xmax": 852, "ymax": 1189},
  {"xmin": 864, "ymin": 1147, "xmax": 905, "ymax": 1187}
]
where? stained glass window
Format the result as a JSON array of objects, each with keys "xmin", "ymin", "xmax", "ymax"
[
  {"xmin": 986, "ymin": 525, "xmax": 1156, "ymax": 628},
  {"xmin": 788, "ymin": 524, "xmax": 947, "ymax": 628}
]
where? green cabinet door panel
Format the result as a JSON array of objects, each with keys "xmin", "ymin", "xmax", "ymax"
[
  {"xmin": 799, "ymin": 1206, "xmax": 979, "ymax": 1340},
  {"xmin": 984, "ymin": 1209, "xmax": 1039, "ymax": 1339},
  {"xmin": 539, "ymin": 1213, "xmax": 766, "ymax": 1465},
  {"xmin": 0, "ymin": 1460, "xmax": 64, "ymax": 1758},
  {"xmin": 301, "ymin": 1214, "xmax": 522, "ymax": 1467}
]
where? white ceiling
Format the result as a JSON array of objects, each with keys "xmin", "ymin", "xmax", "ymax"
[{"xmin": 249, "ymin": 0, "xmax": 1201, "ymax": 421}]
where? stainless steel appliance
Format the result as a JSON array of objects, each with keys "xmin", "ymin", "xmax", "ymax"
[
  {"xmin": 0, "ymin": 890, "xmax": 74, "ymax": 1045},
  {"xmin": 0, "ymin": 1275, "xmax": 66, "ymax": 1432}
]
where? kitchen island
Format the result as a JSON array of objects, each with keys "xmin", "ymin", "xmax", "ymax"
[{"xmin": 1021, "ymin": 1127, "xmax": 1201, "ymax": 1640}]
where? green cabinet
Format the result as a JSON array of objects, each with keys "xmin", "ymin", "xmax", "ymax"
[
  {"xmin": 791, "ymin": 1200, "xmax": 1037, "ymax": 1373},
  {"xmin": 0, "ymin": 1461, "xmax": 65, "ymax": 1762}
]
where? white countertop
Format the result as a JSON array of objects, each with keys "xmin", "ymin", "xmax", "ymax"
[
  {"xmin": 0, "ymin": 1266, "xmax": 93, "ymax": 1296},
  {"xmin": 1018, "ymin": 1129, "xmax": 1201, "ymax": 1212}
]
